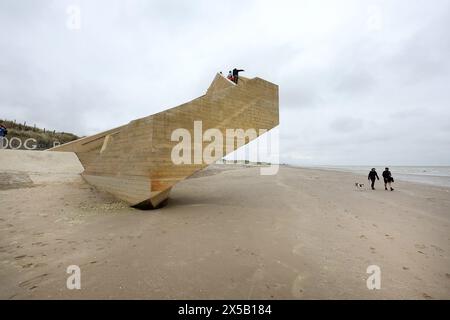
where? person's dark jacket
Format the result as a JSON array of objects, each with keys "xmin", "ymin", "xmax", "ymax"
[
  {"xmin": 232, "ymin": 68, "xmax": 244, "ymax": 77},
  {"xmin": 383, "ymin": 170, "xmax": 393, "ymax": 182},
  {"xmin": 0, "ymin": 127, "xmax": 7, "ymax": 137},
  {"xmin": 368, "ymin": 170, "xmax": 379, "ymax": 181}
]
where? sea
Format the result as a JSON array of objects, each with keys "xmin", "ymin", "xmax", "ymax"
[{"xmin": 312, "ymin": 166, "xmax": 450, "ymax": 188}]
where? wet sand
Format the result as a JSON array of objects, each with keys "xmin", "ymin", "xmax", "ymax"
[{"xmin": 0, "ymin": 150, "xmax": 449, "ymax": 299}]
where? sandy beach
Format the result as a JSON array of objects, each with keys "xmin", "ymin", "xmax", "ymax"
[{"xmin": 0, "ymin": 150, "xmax": 449, "ymax": 299}]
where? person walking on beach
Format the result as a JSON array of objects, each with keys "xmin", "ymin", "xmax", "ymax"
[
  {"xmin": 0, "ymin": 124, "xmax": 7, "ymax": 149},
  {"xmin": 232, "ymin": 68, "xmax": 244, "ymax": 84},
  {"xmin": 383, "ymin": 167, "xmax": 394, "ymax": 191},
  {"xmin": 368, "ymin": 168, "xmax": 379, "ymax": 190}
]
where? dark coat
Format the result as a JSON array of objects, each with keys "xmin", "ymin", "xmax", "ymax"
[
  {"xmin": 368, "ymin": 170, "xmax": 379, "ymax": 181},
  {"xmin": 232, "ymin": 68, "xmax": 244, "ymax": 77}
]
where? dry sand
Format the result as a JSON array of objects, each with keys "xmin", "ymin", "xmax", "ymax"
[{"xmin": 0, "ymin": 150, "xmax": 449, "ymax": 299}]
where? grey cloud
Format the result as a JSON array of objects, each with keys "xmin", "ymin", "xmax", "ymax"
[{"xmin": 329, "ymin": 117, "xmax": 364, "ymax": 133}]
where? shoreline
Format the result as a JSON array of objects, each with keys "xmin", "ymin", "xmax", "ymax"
[{"xmin": 291, "ymin": 165, "xmax": 450, "ymax": 188}]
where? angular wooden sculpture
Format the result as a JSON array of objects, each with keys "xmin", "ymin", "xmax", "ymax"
[{"xmin": 51, "ymin": 73, "xmax": 279, "ymax": 209}]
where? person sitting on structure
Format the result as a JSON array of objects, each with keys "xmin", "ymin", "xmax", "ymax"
[{"xmin": 227, "ymin": 71, "xmax": 234, "ymax": 82}]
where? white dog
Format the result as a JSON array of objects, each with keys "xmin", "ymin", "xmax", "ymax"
[{"xmin": 355, "ymin": 182, "xmax": 366, "ymax": 191}]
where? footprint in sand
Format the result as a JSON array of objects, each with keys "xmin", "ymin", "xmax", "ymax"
[
  {"xmin": 32, "ymin": 242, "xmax": 48, "ymax": 247},
  {"xmin": 430, "ymin": 244, "xmax": 444, "ymax": 253},
  {"xmin": 19, "ymin": 273, "xmax": 49, "ymax": 290},
  {"xmin": 291, "ymin": 275, "xmax": 305, "ymax": 298},
  {"xmin": 32, "ymin": 232, "xmax": 45, "ymax": 236},
  {"xmin": 33, "ymin": 263, "xmax": 47, "ymax": 268},
  {"xmin": 292, "ymin": 244, "xmax": 304, "ymax": 255},
  {"xmin": 422, "ymin": 293, "xmax": 433, "ymax": 299}
]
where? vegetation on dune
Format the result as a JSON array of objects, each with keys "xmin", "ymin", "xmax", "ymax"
[{"xmin": 0, "ymin": 119, "xmax": 80, "ymax": 150}]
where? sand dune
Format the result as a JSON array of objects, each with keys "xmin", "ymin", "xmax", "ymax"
[{"xmin": 0, "ymin": 150, "xmax": 449, "ymax": 299}]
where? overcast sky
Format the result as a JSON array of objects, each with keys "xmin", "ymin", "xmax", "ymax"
[{"xmin": 1, "ymin": 0, "xmax": 449, "ymax": 165}]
